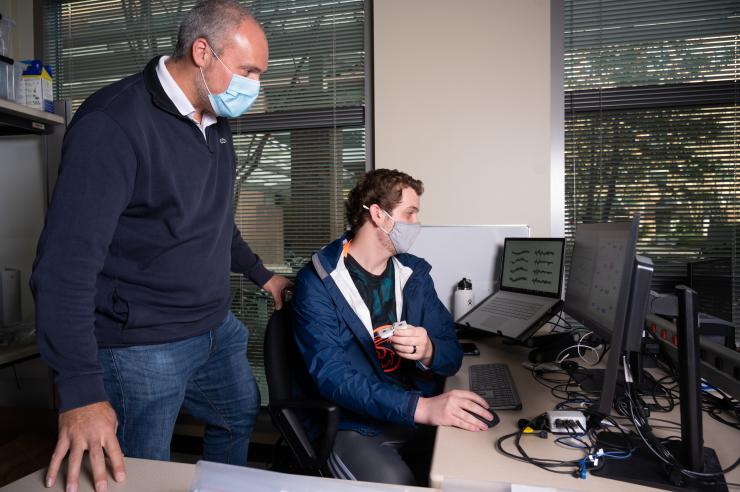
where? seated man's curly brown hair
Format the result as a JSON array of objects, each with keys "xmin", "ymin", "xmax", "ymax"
[{"xmin": 345, "ymin": 169, "xmax": 424, "ymax": 238}]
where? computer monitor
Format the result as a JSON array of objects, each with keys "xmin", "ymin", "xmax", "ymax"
[
  {"xmin": 591, "ymin": 286, "xmax": 727, "ymax": 489},
  {"xmin": 564, "ymin": 218, "xmax": 728, "ymax": 488},
  {"xmin": 564, "ymin": 214, "xmax": 641, "ymax": 416},
  {"xmin": 688, "ymin": 258, "xmax": 733, "ymax": 323},
  {"xmin": 536, "ymin": 216, "xmax": 731, "ymax": 488},
  {"xmin": 623, "ymin": 255, "xmax": 655, "ymax": 386}
]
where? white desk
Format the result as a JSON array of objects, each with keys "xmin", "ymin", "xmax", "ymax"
[
  {"xmin": 0, "ymin": 457, "xmax": 436, "ymax": 492},
  {"xmin": 0, "ymin": 458, "xmax": 193, "ymax": 492},
  {"xmin": 430, "ymin": 336, "xmax": 740, "ymax": 490}
]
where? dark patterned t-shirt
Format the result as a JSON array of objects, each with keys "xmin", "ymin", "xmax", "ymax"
[
  {"xmin": 345, "ymin": 254, "xmax": 397, "ymax": 328},
  {"xmin": 345, "ymin": 254, "xmax": 406, "ymax": 377}
]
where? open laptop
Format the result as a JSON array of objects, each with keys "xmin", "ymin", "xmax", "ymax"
[{"xmin": 456, "ymin": 238, "xmax": 565, "ymax": 342}]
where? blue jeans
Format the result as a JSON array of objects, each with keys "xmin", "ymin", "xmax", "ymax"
[{"xmin": 98, "ymin": 311, "xmax": 260, "ymax": 465}]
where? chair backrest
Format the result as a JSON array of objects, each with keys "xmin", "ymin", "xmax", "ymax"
[
  {"xmin": 264, "ymin": 300, "xmax": 327, "ymax": 472},
  {"xmin": 264, "ymin": 301, "xmax": 297, "ymax": 403}
]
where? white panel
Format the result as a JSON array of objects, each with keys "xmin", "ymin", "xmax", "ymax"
[
  {"xmin": 409, "ymin": 224, "xmax": 531, "ymax": 311},
  {"xmin": 0, "ymin": 135, "xmax": 44, "ymax": 321}
]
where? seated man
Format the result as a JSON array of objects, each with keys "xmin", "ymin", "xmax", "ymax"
[{"xmin": 293, "ymin": 169, "xmax": 493, "ymax": 486}]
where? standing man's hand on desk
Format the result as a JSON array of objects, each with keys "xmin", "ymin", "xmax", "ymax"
[
  {"xmin": 414, "ymin": 389, "xmax": 493, "ymax": 432},
  {"xmin": 46, "ymin": 401, "xmax": 125, "ymax": 492}
]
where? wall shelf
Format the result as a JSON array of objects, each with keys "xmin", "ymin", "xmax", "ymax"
[{"xmin": 0, "ymin": 98, "xmax": 64, "ymax": 135}]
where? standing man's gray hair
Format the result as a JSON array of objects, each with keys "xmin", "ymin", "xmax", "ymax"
[{"xmin": 173, "ymin": 0, "xmax": 257, "ymax": 59}]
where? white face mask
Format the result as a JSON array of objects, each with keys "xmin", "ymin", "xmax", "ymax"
[{"xmin": 363, "ymin": 205, "xmax": 422, "ymax": 254}]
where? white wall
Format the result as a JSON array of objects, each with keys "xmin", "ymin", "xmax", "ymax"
[
  {"xmin": 0, "ymin": 0, "xmax": 35, "ymax": 60},
  {"xmin": 0, "ymin": 0, "xmax": 53, "ymax": 407},
  {"xmin": 373, "ymin": 0, "xmax": 563, "ymax": 236},
  {"xmin": 0, "ymin": 0, "xmax": 41, "ymax": 322},
  {"xmin": 0, "ymin": 136, "xmax": 45, "ymax": 321}
]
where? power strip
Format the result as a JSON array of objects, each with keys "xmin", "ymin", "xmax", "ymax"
[{"xmin": 547, "ymin": 410, "xmax": 587, "ymax": 434}]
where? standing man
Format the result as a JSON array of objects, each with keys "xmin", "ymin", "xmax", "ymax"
[{"xmin": 31, "ymin": 1, "xmax": 291, "ymax": 491}]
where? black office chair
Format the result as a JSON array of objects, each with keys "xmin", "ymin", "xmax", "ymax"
[{"xmin": 264, "ymin": 300, "xmax": 340, "ymax": 476}]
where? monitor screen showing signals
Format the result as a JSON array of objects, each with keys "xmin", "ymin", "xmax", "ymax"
[{"xmin": 500, "ymin": 238, "xmax": 564, "ymax": 297}]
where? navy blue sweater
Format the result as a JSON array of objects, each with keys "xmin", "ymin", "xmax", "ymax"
[{"xmin": 31, "ymin": 57, "xmax": 273, "ymax": 412}]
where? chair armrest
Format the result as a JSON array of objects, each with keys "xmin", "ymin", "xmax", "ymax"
[
  {"xmin": 269, "ymin": 398, "xmax": 340, "ymax": 469},
  {"xmin": 270, "ymin": 398, "xmax": 337, "ymax": 413}
]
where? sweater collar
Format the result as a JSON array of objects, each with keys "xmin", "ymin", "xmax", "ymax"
[
  {"xmin": 154, "ymin": 55, "xmax": 218, "ymax": 131},
  {"xmin": 143, "ymin": 56, "xmax": 181, "ymax": 117},
  {"xmin": 144, "ymin": 55, "xmax": 223, "ymax": 128}
]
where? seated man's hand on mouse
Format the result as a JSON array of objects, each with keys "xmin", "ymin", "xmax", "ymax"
[
  {"xmin": 413, "ymin": 389, "xmax": 495, "ymax": 431},
  {"xmin": 465, "ymin": 407, "xmax": 499, "ymax": 428}
]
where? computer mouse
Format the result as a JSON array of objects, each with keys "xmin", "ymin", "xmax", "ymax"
[{"xmin": 466, "ymin": 409, "xmax": 500, "ymax": 428}]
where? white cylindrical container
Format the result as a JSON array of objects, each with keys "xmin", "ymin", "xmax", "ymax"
[{"xmin": 453, "ymin": 278, "xmax": 475, "ymax": 321}]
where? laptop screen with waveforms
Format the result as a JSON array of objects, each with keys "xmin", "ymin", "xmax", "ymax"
[{"xmin": 500, "ymin": 239, "xmax": 564, "ymax": 296}]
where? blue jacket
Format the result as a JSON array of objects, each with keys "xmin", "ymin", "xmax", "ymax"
[{"xmin": 293, "ymin": 235, "xmax": 463, "ymax": 435}]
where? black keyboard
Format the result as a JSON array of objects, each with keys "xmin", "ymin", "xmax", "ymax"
[{"xmin": 469, "ymin": 363, "xmax": 522, "ymax": 410}]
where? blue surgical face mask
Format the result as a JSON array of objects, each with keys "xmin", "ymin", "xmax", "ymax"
[{"xmin": 200, "ymin": 47, "xmax": 260, "ymax": 118}]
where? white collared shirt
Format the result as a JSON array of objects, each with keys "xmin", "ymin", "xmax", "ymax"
[{"xmin": 155, "ymin": 55, "xmax": 217, "ymax": 140}]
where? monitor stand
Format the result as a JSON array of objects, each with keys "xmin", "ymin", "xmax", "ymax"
[
  {"xmin": 574, "ymin": 368, "xmax": 653, "ymax": 393},
  {"xmin": 591, "ymin": 432, "xmax": 727, "ymax": 491},
  {"xmin": 574, "ymin": 346, "xmax": 659, "ymax": 395}
]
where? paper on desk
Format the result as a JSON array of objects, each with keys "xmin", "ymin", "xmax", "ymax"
[
  {"xmin": 511, "ymin": 485, "xmax": 558, "ymax": 492},
  {"xmin": 442, "ymin": 477, "xmax": 565, "ymax": 492},
  {"xmin": 191, "ymin": 460, "xmax": 421, "ymax": 492}
]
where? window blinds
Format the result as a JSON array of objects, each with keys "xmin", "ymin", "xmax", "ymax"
[
  {"xmin": 42, "ymin": 0, "xmax": 368, "ymax": 403},
  {"xmin": 564, "ymin": 0, "xmax": 738, "ymax": 329}
]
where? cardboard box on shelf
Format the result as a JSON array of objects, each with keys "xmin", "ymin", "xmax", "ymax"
[{"xmin": 19, "ymin": 60, "xmax": 54, "ymax": 113}]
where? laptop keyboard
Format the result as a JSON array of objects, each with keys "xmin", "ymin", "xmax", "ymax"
[
  {"xmin": 479, "ymin": 297, "xmax": 543, "ymax": 320},
  {"xmin": 469, "ymin": 363, "xmax": 522, "ymax": 410}
]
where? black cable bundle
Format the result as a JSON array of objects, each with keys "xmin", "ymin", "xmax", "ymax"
[
  {"xmin": 518, "ymin": 341, "xmax": 739, "ymax": 487},
  {"xmin": 496, "ymin": 411, "xmax": 636, "ymax": 479},
  {"xmin": 701, "ymin": 385, "xmax": 740, "ymax": 431},
  {"xmin": 617, "ymin": 356, "xmax": 740, "ymax": 488}
]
